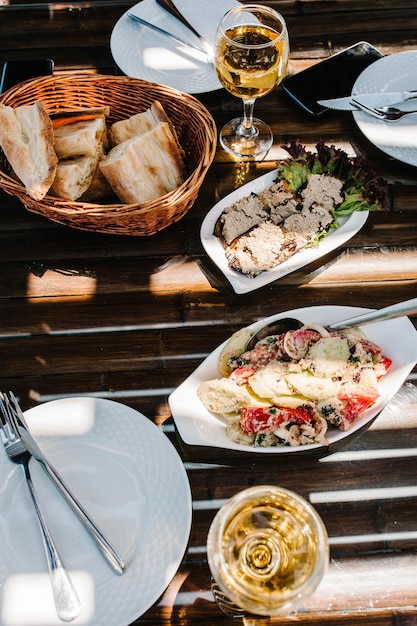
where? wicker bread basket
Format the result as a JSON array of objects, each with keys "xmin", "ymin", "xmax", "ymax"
[{"xmin": 0, "ymin": 73, "xmax": 217, "ymax": 236}]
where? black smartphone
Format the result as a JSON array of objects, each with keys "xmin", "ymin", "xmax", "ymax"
[
  {"xmin": 0, "ymin": 59, "xmax": 54, "ymax": 94},
  {"xmin": 281, "ymin": 42, "xmax": 383, "ymax": 117}
]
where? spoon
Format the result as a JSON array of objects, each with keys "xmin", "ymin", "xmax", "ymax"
[
  {"xmin": 246, "ymin": 297, "xmax": 417, "ymax": 351},
  {"xmin": 246, "ymin": 317, "xmax": 303, "ymax": 351}
]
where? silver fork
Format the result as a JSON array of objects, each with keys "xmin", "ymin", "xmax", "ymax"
[
  {"xmin": 5, "ymin": 391, "xmax": 125, "ymax": 575},
  {"xmin": 0, "ymin": 392, "xmax": 81, "ymax": 623},
  {"xmin": 351, "ymin": 98, "xmax": 417, "ymax": 121}
]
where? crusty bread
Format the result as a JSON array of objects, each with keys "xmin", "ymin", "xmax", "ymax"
[
  {"xmin": 109, "ymin": 101, "xmax": 174, "ymax": 146},
  {"xmin": 50, "ymin": 154, "xmax": 101, "ymax": 201},
  {"xmin": 99, "ymin": 122, "xmax": 185, "ymax": 204},
  {"xmin": 0, "ymin": 101, "xmax": 58, "ymax": 200},
  {"xmin": 53, "ymin": 116, "xmax": 107, "ymax": 159},
  {"xmin": 79, "ymin": 145, "xmax": 113, "ymax": 202},
  {"xmin": 0, "ymin": 98, "xmax": 185, "ymax": 205}
]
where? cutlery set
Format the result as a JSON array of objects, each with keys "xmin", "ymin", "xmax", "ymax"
[
  {"xmin": 0, "ymin": 391, "xmax": 126, "ymax": 622},
  {"xmin": 0, "ymin": 393, "xmax": 81, "ymax": 622},
  {"xmin": 351, "ymin": 99, "xmax": 417, "ymax": 121},
  {"xmin": 128, "ymin": 0, "xmax": 212, "ymax": 62},
  {"xmin": 127, "ymin": 13, "xmax": 210, "ymax": 60},
  {"xmin": 318, "ymin": 90, "xmax": 417, "ymax": 121}
]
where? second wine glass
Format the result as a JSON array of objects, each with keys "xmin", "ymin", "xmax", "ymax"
[{"xmin": 214, "ymin": 4, "xmax": 289, "ymax": 159}]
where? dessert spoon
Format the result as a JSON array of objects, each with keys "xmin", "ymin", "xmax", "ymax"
[{"xmin": 246, "ymin": 297, "xmax": 417, "ymax": 350}]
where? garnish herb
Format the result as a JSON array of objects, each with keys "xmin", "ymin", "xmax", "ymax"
[{"xmin": 278, "ymin": 139, "xmax": 390, "ymax": 217}]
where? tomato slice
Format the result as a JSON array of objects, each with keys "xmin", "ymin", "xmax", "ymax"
[
  {"xmin": 336, "ymin": 384, "xmax": 380, "ymax": 430},
  {"xmin": 240, "ymin": 405, "xmax": 314, "ymax": 434},
  {"xmin": 229, "ymin": 365, "xmax": 256, "ymax": 385},
  {"xmin": 379, "ymin": 356, "xmax": 392, "ymax": 375}
]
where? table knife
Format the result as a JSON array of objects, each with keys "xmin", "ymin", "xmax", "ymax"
[
  {"xmin": 155, "ymin": 0, "xmax": 208, "ymax": 47},
  {"xmin": 11, "ymin": 393, "xmax": 126, "ymax": 575},
  {"xmin": 127, "ymin": 13, "xmax": 210, "ymax": 60},
  {"xmin": 318, "ymin": 90, "xmax": 417, "ymax": 110}
]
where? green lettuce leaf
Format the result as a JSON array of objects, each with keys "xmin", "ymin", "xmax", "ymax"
[{"xmin": 277, "ymin": 140, "xmax": 390, "ymax": 216}]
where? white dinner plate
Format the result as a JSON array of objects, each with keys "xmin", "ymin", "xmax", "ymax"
[
  {"xmin": 110, "ymin": 0, "xmax": 239, "ymax": 94},
  {"xmin": 0, "ymin": 397, "xmax": 192, "ymax": 626},
  {"xmin": 352, "ymin": 50, "xmax": 417, "ymax": 167},
  {"xmin": 169, "ymin": 305, "xmax": 417, "ymax": 453},
  {"xmin": 200, "ymin": 170, "xmax": 368, "ymax": 294}
]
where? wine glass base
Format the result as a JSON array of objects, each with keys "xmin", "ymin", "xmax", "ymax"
[{"xmin": 219, "ymin": 117, "xmax": 273, "ymax": 159}]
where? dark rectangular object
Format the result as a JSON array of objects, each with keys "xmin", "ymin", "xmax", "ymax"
[
  {"xmin": 281, "ymin": 42, "xmax": 383, "ymax": 117},
  {"xmin": 0, "ymin": 59, "xmax": 54, "ymax": 94}
]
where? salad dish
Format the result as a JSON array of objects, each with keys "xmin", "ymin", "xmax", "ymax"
[
  {"xmin": 169, "ymin": 306, "xmax": 417, "ymax": 454},
  {"xmin": 201, "ymin": 141, "xmax": 389, "ymax": 294}
]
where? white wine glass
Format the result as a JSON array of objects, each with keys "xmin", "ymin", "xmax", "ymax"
[
  {"xmin": 213, "ymin": 4, "xmax": 289, "ymax": 159},
  {"xmin": 207, "ymin": 485, "xmax": 328, "ymax": 621}
]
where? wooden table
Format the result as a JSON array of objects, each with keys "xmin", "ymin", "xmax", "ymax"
[{"xmin": 1, "ymin": 1, "xmax": 417, "ymax": 624}]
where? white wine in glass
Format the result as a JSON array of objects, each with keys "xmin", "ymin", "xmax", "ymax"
[
  {"xmin": 207, "ymin": 485, "xmax": 328, "ymax": 617},
  {"xmin": 214, "ymin": 4, "xmax": 289, "ymax": 158}
]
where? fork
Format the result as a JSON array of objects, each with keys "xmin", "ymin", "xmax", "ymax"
[
  {"xmin": 0, "ymin": 392, "xmax": 81, "ymax": 622},
  {"xmin": 351, "ymin": 98, "xmax": 417, "ymax": 121},
  {"xmin": 5, "ymin": 391, "xmax": 126, "ymax": 575}
]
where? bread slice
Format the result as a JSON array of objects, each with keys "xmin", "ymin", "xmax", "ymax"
[
  {"xmin": 50, "ymin": 153, "xmax": 102, "ymax": 201},
  {"xmin": 99, "ymin": 122, "xmax": 185, "ymax": 204},
  {"xmin": 53, "ymin": 116, "xmax": 107, "ymax": 159},
  {"xmin": 0, "ymin": 101, "xmax": 58, "ymax": 200},
  {"xmin": 109, "ymin": 101, "xmax": 175, "ymax": 146},
  {"xmin": 79, "ymin": 145, "xmax": 113, "ymax": 202}
]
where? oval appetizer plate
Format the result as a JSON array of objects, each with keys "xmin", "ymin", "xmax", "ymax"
[
  {"xmin": 200, "ymin": 170, "xmax": 368, "ymax": 294},
  {"xmin": 169, "ymin": 306, "xmax": 417, "ymax": 454}
]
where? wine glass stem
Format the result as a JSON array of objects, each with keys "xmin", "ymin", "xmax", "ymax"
[{"xmin": 240, "ymin": 99, "xmax": 257, "ymax": 137}]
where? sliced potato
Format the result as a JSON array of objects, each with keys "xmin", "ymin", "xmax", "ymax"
[
  {"xmin": 270, "ymin": 395, "xmax": 313, "ymax": 409},
  {"xmin": 248, "ymin": 361, "xmax": 293, "ymax": 400},
  {"xmin": 285, "ymin": 372, "xmax": 339, "ymax": 400},
  {"xmin": 197, "ymin": 378, "xmax": 253, "ymax": 415}
]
